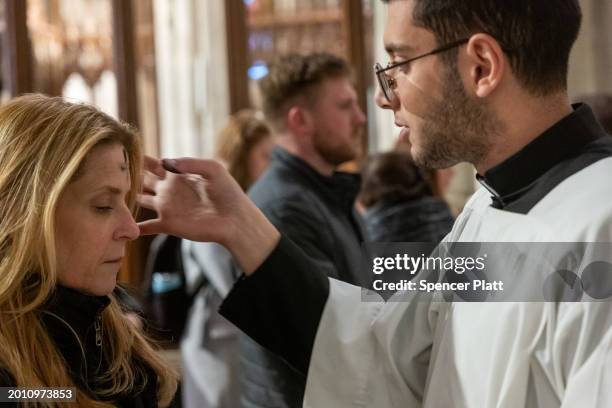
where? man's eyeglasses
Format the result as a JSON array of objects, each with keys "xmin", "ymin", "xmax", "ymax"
[{"xmin": 374, "ymin": 38, "xmax": 470, "ymax": 103}]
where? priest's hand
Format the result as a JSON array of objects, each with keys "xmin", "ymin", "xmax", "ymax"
[{"xmin": 137, "ymin": 156, "xmax": 280, "ymax": 275}]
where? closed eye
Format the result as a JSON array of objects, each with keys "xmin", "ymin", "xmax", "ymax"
[{"xmin": 95, "ymin": 206, "xmax": 114, "ymax": 213}]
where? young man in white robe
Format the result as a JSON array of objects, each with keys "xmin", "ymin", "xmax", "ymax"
[{"xmin": 139, "ymin": 0, "xmax": 612, "ymax": 406}]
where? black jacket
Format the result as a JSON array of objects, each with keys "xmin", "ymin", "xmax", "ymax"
[
  {"xmin": 363, "ymin": 196, "xmax": 454, "ymax": 243},
  {"xmin": 239, "ymin": 147, "xmax": 368, "ymax": 408},
  {"xmin": 249, "ymin": 147, "xmax": 368, "ymax": 284},
  {"xmin": 0, "ymin": 286, "xmax": 162, "ymax": 407}
]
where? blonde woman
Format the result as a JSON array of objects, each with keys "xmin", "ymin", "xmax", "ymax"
[
  {"xmin": 215, "ymin": 109, "xmax": 275, "ymax": 190},
  {"xmin": 0, "ymin": 94, "xmax": 178, "ymax": 407}
]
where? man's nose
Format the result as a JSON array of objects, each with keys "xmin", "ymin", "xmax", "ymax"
[{"xmin": 375, "ymin": 87, "xmax": 393, "ymax": 110}]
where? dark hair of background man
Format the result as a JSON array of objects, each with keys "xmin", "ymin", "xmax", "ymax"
[{"xmin": 359, "ymin": 151, "xmax": 434, "ymax": 208}]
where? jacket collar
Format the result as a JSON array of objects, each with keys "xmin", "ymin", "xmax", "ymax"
[
  {"xmin": 43, "ymin": 285, "xmax": 110, "ymax": 335},
  {"xmin": 476, "ymin": 104, "xmax": 606, "ymax": 208},
  {"xmin": 272, "ymin": 147, "xmax": 361, "ymax": 210}
]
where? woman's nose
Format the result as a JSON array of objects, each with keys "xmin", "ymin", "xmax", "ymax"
[{"xmin": 115, "ymin": 212, "xmax": 140, "ymax": 242}]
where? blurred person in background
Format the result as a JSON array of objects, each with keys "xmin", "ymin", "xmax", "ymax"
[
  {"xmin": 215, "ymin": 110, "xmax": 276, "ymax": 190},
  {"xmin": 574, "ymin": 93, "xmax": 612, "ymax": 134},
  {"xmin": 239, "ymin": 52, "xmax": 368, "ymax": 408},
  {"xmin": 394, "ymin": 131, "xmax": 455, "ymax": 200},
  {"xmin": 0, "ymin": 94, "xmax": 177, "ymax": 407},
  {"xmin": 180, "ymin": 109, "xmax": 275, "ymax": 408},
  {"xmin": 359, "ymin": 151, "xmax": 454, "ymax": 243}
]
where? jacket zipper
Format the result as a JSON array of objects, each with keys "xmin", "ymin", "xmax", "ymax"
[{"xmin": 94, "ymin": 315, "xmax": 102, "ymax": 347}]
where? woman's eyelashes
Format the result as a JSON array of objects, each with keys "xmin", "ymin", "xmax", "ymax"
[{"xmin": 94, "ymin": 205, "xmax": 114, "ymax": 214}]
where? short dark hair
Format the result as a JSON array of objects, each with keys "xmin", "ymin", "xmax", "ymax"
[
  {"xmin": 359, "ymin": 151, "xmax": 433, "ymax": 209},
  {"xmin": 260, "ymin": 53, "xmax": 352, "ymax": 129},
  {"xmin": 382, "ymin": 0, "xmax": 582, "ymax": 96}
]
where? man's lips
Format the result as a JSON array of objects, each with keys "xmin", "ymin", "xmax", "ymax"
[{"xmin": 398, "ymin": 126, "xmax": 411, "ymax": 142}]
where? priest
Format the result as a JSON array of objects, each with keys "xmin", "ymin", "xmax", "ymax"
[{"xmin": 138, "ymin": 0, "xmax": 612, "ymax": 406}]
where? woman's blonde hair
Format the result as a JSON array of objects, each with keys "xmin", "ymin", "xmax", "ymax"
[
  {"xmin": 215, "ymin": 109, "xmax": 272, "ymax": 191},
  {"xmin": 0, "ymin": 94, "xmax": 177, "ymax": 407}
]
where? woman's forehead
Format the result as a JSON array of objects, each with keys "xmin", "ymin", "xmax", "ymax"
[
  {"xmin": 84, "ymin": 143, "xmax": 128, "ymax": 169},
  {"xmin": 73, "ymin": 144, "xmax": 131, "ymax": 192}
]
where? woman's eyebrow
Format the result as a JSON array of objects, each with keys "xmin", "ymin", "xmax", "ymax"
[{"xmin": 92, "ymin": 186, "xmax": 124, "ymax": 195}]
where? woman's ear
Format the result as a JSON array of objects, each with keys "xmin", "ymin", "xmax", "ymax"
[{"xmin": 464, "ymin": 33, "xmax": 505, "ymax": 98}]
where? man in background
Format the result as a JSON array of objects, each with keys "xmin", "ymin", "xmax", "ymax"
[{"xmin": 240, "ymin": 52, "xmax": 367, "ymax": 407}]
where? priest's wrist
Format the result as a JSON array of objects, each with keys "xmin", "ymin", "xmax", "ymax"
[{"xmin": 223, "ymin": 199, "xmax": 280, "ymax": 276}]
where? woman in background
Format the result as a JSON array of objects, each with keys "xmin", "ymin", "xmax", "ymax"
[
  {"xmin": 181, "ymin": 109, "xmax": 274, "ymax": 408},
  {"xmin": 359, "ymin": 151, "xmax": 454, "ymax": 244},
  {"xmin": 0, "ymin": 94, "xmax": 177, "ymax": 407},
  {"xmin": 215, "ymin": 110, "xmax": 276, "ymax": 190}
]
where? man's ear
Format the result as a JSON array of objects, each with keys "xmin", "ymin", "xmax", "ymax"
[
  {"xmin": 286, "ymin": 105, "xmax": 313, "ymax": 136},
  {"xmin": 464, "ymin": 33, "xmax": 505, "ymax": 98}
]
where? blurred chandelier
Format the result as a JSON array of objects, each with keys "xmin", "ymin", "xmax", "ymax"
[{"xmin": 27, "ymin": 0, "xmax": 113, "ymax": 91}]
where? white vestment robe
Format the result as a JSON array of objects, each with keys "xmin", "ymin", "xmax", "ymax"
[{"xmin": 304, "ymin": 158, "xmax": 612, "ymax": 407}]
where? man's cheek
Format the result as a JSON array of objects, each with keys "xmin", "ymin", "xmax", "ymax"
[{"xmin": 399, "ymin": 74, "xmax": 443, "ymax": 119}]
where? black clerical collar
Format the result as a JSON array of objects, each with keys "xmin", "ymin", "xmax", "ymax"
[{"xmin": 476, "ymin": 103, "xmax": 610, "ymax": 211}]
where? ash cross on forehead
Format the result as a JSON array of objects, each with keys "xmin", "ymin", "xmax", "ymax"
[
  {"xmin": 120, "ymin": 147, "xmax": 130, "ymax": 184},
  {"xmin": 121, "ymin": 148, "xmax": 128, "ymax": 172}
]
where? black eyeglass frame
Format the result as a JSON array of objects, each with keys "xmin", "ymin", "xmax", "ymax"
[{"xmin": 374, "ymin": 38, "xmax": 470, "ymax": 103}]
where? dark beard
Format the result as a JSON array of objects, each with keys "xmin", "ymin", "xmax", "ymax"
[{"xmin": 414, "ymin": 65, "xmax": 501, "ymax": 169}]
